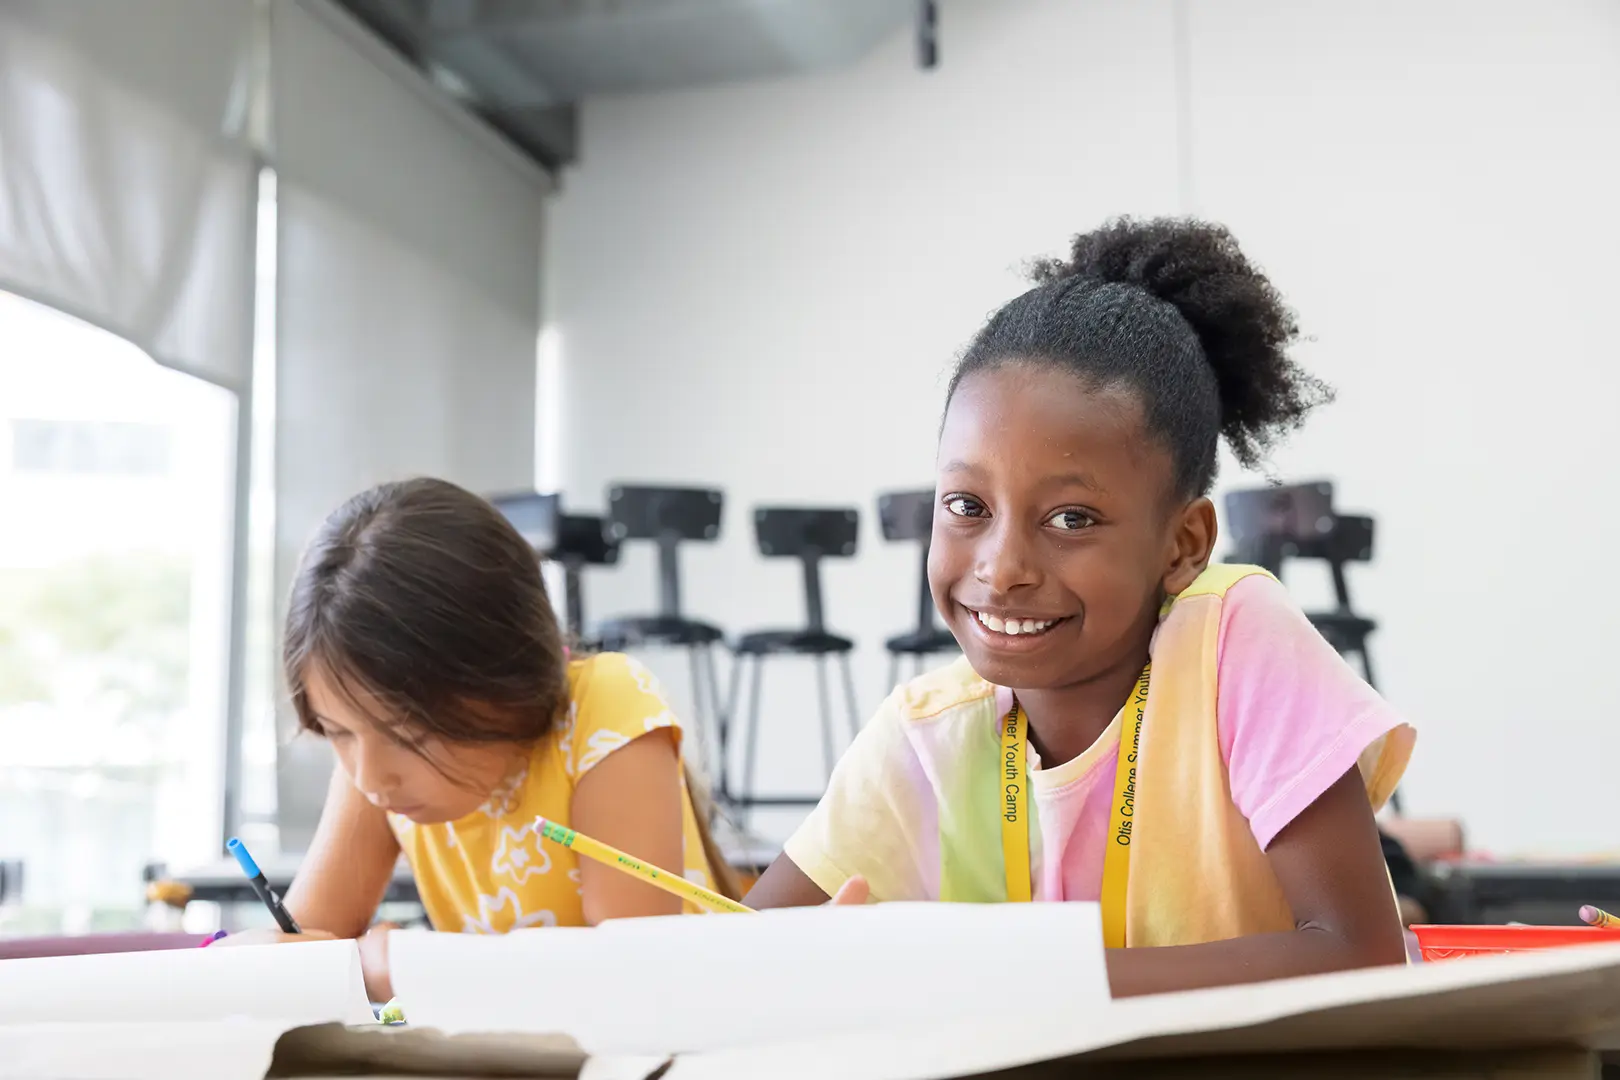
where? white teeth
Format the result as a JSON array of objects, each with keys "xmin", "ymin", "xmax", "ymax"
[{"xmin": 975, "ymin": 611, "xmax": 1056, "ymax": 636}]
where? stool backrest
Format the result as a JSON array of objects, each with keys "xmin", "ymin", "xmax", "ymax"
[
  {"xmin": 754, "ymin": 507, "xmax": 858, "ymax": 633},
  {"xmin": 878, "ymin": 489, "xmax": 933, "ymax": 542},
  {"xmin": 878, "ymin": 489, "xmax": 936, "ymax": 634},
  {"xmin": 488, "ymin": 492, "xmax": 620, "ymax": 637},
  {"xmin": 606, "ymin": 484, "xmax": 724, "ymax": 618},
  {"xmin": 556, "ymin": 513, "xmax": 620, "ymax": 567},
  {"xmin": 1224, "ymin": 482, "xmax": 1375, "ymax": 612},
  {"xmin": 1223, "ymin": 481, "xmax": 1335, "ymax": 571},
  {"xmin": 489, "ymin": 491, "xmax": 561, "ymax": 552}
]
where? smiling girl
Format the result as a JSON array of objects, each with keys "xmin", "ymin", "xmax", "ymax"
[{"xmin": 747, "ymin": 218, "xmax": 1416, "ymax": 997}]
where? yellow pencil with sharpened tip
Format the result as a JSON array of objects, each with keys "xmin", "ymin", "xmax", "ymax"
[
  {"xmin": 1579, "ymin": 905, "xmax": 1620, "ymax": 929},
  {"xmin": 532, "ymin": 816, "xmax": 754, "ymax": 915}
]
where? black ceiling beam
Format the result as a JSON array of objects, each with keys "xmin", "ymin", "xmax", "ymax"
[{"xmin": 332, "ymin": 0, "xmax": 578, "ymax": 171}]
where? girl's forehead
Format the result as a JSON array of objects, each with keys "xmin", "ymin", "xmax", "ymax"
[
  {"xmin": 304, "ymin": 658, "xmax": 406, "ymax": 727},
  {"xmin": 938, "ymin": 364, "xmax": 1173, "ymax": 500},
  {"xmin": 943, "ymin": 366, "xmax": 1142, "ymax": 451}
]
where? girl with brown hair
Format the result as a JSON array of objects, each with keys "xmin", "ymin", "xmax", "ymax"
[{"xmin": 216, "ymin": 478, "xmax": 737, "ymax": 1001}]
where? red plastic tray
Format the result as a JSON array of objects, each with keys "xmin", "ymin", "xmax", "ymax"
[{"xmin": 1410, "ymin": 924, "xmax": 1620, "ymax": 962}]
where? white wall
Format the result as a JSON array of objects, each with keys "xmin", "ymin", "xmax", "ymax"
[
  {"xmin": 547, "ymin": 0, "xmax": 1620, "ymax": 854},
  {"xmin": 271, "ymin": 0, "xmax": 547, "ymax": 852}
]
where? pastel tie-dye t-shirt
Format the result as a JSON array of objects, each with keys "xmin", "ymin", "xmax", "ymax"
[{"xmin": 785, "ymin": 573, "xmax": 1407, "ymax": 902}]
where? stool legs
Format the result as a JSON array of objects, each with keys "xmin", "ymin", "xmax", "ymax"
[
  {"xmin": 720, "ymin": 648, "xmax": 744, "ymax": 800},
  {"xmin": 814, "ymin": 656, "xmax": 836, "ymax": 779},
  {"xmin": 739, "ymin": 655, "xmax": 766, "ymax": 822},
  {"xmin": 838, "ymin": 653, "xmax": 861, "ymax": 742},
  {"xmin": 723, "ymin": 651, "xmax": 863, "ymax": 819},
  {"xmin": 886, "ymin": 649, "xmax": 956, "ymax": 693},
  {"xmin": 1356, "ymin": 646, "xmax": 1376, "ymax": 691},
  {"xmin": 701, "ymin": 643, "xmax": 725, "ymax": 773},
  {"xmin": 687, "ymin": 644, "xmax": 716, "ymax": 780}
]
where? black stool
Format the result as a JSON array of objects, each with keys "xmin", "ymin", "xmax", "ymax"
[
  {"xmin": 1225, "ymin": 481, "xmax": 1396, "ymax": 811},
  {"xmin": 1224, "ymin": 482, "xmax": 1380, "ymax": 686},
  {"xmin": 878, "ymin": 489, "xmax": 958, "ymax": 688},
  {"xmin": 724, "ymin": 507, "xmax": 863, "ymax": 812},
  {"xmin": 489, "ymin": 491, "xmax": 620, "ymax": 647},
  {"xmin": 595, "ymin": 484, "xmax": 727, "ymax": 778},
  {"xmin": 0, "ymin": 859, "xmax": 21, "ymax": 907}
]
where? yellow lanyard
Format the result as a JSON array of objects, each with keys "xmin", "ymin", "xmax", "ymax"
[{"xmin": 1001, "ymin": 664, "xmax": 1152, "ymax": 949}]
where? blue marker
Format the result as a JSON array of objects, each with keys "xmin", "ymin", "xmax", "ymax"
[{"xmin": 227, "ymin": 838, "xmax": 301, "ymax": 934}]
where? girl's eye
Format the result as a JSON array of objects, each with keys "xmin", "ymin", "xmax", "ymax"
[
  {"xmin": 319, "ymin": 724, "xmax": 351, "ymax": 741},
  {"xmin": 943, "ymin": 495, "xmax": 986, "ymax": 518},
  {"xmin": 1046, "ymin": 509, "xmax": 1095, "ymax": 532}
]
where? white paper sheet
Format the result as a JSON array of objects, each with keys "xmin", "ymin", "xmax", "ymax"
[
  {"xmin": 0, "ymin": 938, "xmax": 373, "ymax": 1026},
  {"xmin": 0, "ymin": 1018, "xmax": 291, "ymax": 1080},
  {"xmin": 661, "ymin": 941, "xmax": 1620, "ymax": 1080},
  {"xmin": 389, "ymin": 901, "xmax": 1110, "ymax": 1056}
]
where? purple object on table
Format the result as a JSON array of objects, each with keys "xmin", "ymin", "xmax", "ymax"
[{"xmin": 0, "ymin": 932, "xmax": 213, "ymax": 960}]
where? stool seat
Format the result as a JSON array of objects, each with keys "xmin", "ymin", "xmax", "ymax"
[
  {"xmin": 885, "ymin": 628, "xmax": 958, "ymax": 655},
  {"xmin": 597, "ymin": 616, "xmax": 725, "ymax": 649},
  {"xmin": 1306, "ymin": 611, "xmax": 1376, "ymax": 651},
  {"xmin": 1308, "ymin": 611, "xmax": 1376, "ymax": 632},
  {"xmin": 735, "ymin": 629, "xmax": 854, "ymax": 656}
]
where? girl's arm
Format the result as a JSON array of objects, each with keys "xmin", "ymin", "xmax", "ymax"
[
  {"xmin": 751, "ymin": 766, "xmax": 1405, "ymax": 997},
  {"xmin": 1107, "ymin": 765, "xmax": 1406, "ymax": 997},
  {"xmin": 747, "ymin": 853, "xmax": 839, "ymax": 908},
  {"xmin": 282, "ymin": 766, "xmax": 403, "ymax": 938},
  {"xmin": 571, "ymin": 727, "xmax": 687, "ymax": 924},
  {"xmin": 215, "ymin": 766, "xmax": 402, "ymax": 1000}
]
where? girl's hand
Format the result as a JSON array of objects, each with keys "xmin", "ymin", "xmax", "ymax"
[
  {"xmin": 742, "ymin": 857, "xmax": 867, "ymax": 910},
  {"xmin": 209, "ymin": 927, "xmax": 337, "ymax": 947},
  {"xmin": 209, "ymin": 923, "xmax": 397, "ymax": 1001},
  {"xmin": 357, "ymin": 922, "xmax": 399, "ymax": 1003},
  {"xmin": 828, "ymin": 877, "xmax": 870, "ymax": 905}
]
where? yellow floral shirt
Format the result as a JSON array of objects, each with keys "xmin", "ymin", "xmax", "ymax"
[{"xmin": 388, "ymin": 652, "xmax": 718, "ymax": 932}]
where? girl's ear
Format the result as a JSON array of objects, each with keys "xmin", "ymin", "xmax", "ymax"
[{"xmin": 1163, "ymin": 496, "xmax": 1217, "ymax": 596}]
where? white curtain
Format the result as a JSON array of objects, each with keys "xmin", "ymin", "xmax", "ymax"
[
  {"xmin": 271, "ymin": 0, "xmax": 547, "ymax": 849},
  {"xmin": 0, "ymin": 0, "xmax": 256, "ymax": 389}
]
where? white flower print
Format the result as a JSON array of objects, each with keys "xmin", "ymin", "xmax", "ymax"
[
  {"xmin": 576, "ymin": 729, "xmax": 632, "ymax": 775},
  {"xmin": 490, "ymin": 823, "xmax": 552, "ymax": 885},
  {"xmin": 461, "ymin": 887, "xmax": 558, "ymax": 935},
  {"xmin": 558, "ymin": 703, "xmax": 578, "ymax": 778},
  {"xmin": 643, "ymin": 709, "xmax": 679, "ymax": 733},
  {"xmin": 477, "ymin": 763, "xmax": 529, "ymax": 818},
  {"xmin": 623, "ymin": 655, "xmax": 670, "ymax": 701}
]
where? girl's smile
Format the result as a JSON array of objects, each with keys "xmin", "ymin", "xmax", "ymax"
[{"xmin": 959, "ymin": 606, "xmax": 1074, "ymax": 653}]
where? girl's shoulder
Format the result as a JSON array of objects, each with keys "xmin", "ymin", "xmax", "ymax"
[
  {"xmin": 1211, "ymin": 569, "xmax": 1325, "ymax": 659},
  {"xmin": 890, "ymin": 655, "xmax": 999, "ymax": 725},
  {"xmin": 564, "ymin": 650, "xmax": 668, "ymax": 706},
  {"xmin": 552, "ymin": 652, "xmax": 682, "ymax": 779}
]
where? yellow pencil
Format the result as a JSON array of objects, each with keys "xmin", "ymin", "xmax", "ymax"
[
  {"xmin": 533, "ymin": 816, "xmax": 754, "ymax": 915},
  {"xmin": 1580, "ymin": 905, "xmax": 1620, "ymax": 929}
]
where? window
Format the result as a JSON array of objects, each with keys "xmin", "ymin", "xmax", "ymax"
[
  {"xmin": 10, "ymin": 419, "xmax": 172, "ymax": 476},
  {"xmin": 0, "ymin": 291, "xmax": 236, "ymax": 935}
]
